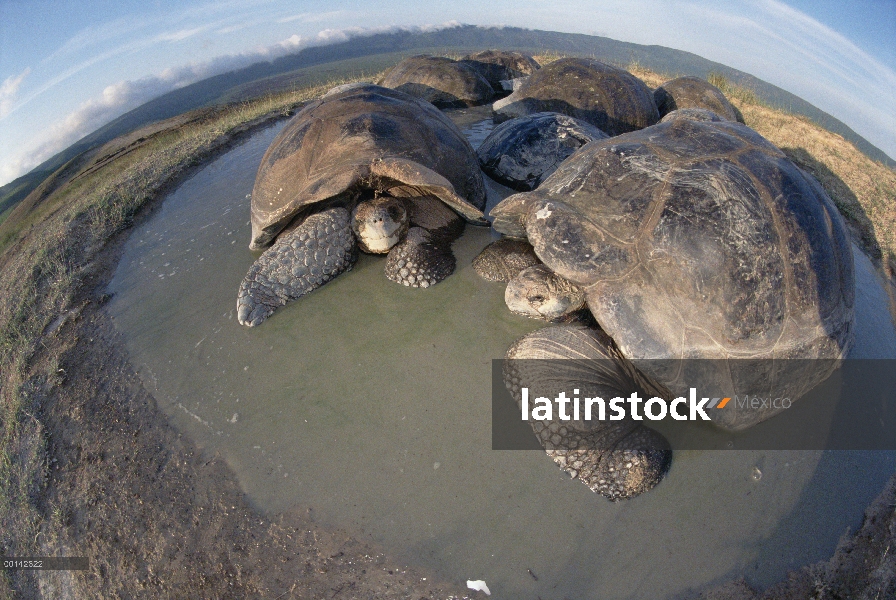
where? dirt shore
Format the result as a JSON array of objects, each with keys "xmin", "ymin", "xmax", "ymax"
[
  {"xmin": 11, "ymin": 172, "xmax": 894, "ymax": 599},
  {"xmin": 699, "ymin": 477, "xmax": 896, "ymax": 599},
  {"xmin": 12, "ymin": 213, "xmax": 473, "ymax": 598}
]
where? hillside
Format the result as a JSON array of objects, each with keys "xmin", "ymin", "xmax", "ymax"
[{"xmin": 2, "ymin": 25, "xmax": 892, "ymax": 221}]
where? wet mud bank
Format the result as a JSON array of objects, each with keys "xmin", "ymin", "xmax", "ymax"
[
  {"xmin": 101, "ymin": 109, "xmax": 896, "ymax": 598},
  {"xmin": 19, "ymin": 177, "xmax": 472, "ymax": 600},
  {"xmin": 7, "ymin": 114, "xmax": 472, "ymax": 598}
]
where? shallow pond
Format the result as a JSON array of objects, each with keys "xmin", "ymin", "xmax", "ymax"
[{"xmin": 108, "ymin": 107, "xmax": 896, "ymax": 599}]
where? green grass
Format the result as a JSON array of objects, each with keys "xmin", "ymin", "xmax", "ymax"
[
  {"xmin": 0, "ymin": 206, "xmax": 13, "ymax": 229},
  {"xmin": 217, "ymin": 54, "xmax": 399, "ymax": 104}
]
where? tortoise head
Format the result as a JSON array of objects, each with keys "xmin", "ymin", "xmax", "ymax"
[
  {"xmin": 351, "ymin": 195, "xmax": 409, "ymax": 254},
  {"xmin": 505, "ymin": 264, "xmax": 586, "ymax": 321}
]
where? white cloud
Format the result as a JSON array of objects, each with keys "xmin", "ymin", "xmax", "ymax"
[
  {"xmin": 301, "ymin": 10, "xmax": 350, "ymax": 23},
  {"xmin": 2, "ymin": 22, "xmax": 462, "ymax": 184},
  {"xmin": 0, "ymin": 153, "xmax": 40, "ymax": 186},
  {"xmin": 1, "ymin": 71, "xmax": 201, "ymax": 182},
  {"xmin": 9, "ymin": 14, "xmax": 246, "ymax": 122},
  {"xmin": 154, "ymin": 27, "xmax": 208, "ymax": 43},
  {"xmin": 278, "ymin": 12, "xmax": 311, "ymax": 24},
  {"xmin": 420, "ymin": 20, "xmax": 461, "ymax": 32},
  {"xmin": 0, "ymin": 67, "xmax": 31, "ymax": 118},
  {"xmin": 43, "ymin": 17, "xmax": 150, "ymax": 63},
  {"xmin": 277, "ymin": 11, "xmax": 347, "ymax": 24},
  {"xmin": 669, "ymin": 0, "xmax": 896, "ymax": 160},
  {"xmin": 217, "ymin": 23, "xmax": 252, "ymax": 34},
  {"xmin": 41, "ymin": 0, "xmax": 273, "ymax": 63},
  {"xmin": 7, "ymin": 43, "xmax": 155, "ymax": 122}
]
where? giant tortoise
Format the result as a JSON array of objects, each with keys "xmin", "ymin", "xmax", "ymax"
[
  {"xmin": 490, "ymin": 116, "xmax": 854, "ymax": 498},
  {"xmin": 236, "ymin": 84, "xmax": 486, "ymax": 327},
  {"xmin": 492, "ymin": 57, "xmax": 660, "ymax": 135},
  {"xmin": 380, "ymin": 55, "xmax": 494, "ymax": 108},
  {"xmin": 460, "ymin": 49, "xmax": 540, "ymax": 92},
  {"xmin": 653, "ymin": 76, "xmax": 743, "ymax": 123},
  {"xmin": 477, "ymin": 111, "xmax": 608, "ymax": 191}
]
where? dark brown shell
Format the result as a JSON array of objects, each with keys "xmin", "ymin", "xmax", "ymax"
[
  {"xmin": 492, "ymin": 57, "xmax": 659, "ymax": 135},
  {"xmin": 250, "ymin": 84, "xmax": 486, "ymax": 249},
  {"xmin": 660, "ymin": 108, "xmax": 726, "ymax": 124},
  {"xmin": 460, "ymin": 50, "xmax": 540, "ymax": 91},
  {"xmin": 653, "ymin": 76, "xmax": 743, "ymax": 123},
  {"xmin": 477, "ymin": 112, "xmax": 608, "ymax": 191},
  {"xmin": 491, "ymin": 117, "xmax": 854, "ymax": 366},
  {"xmin": 380, "ymin": 55, "xmax": 494, "ymax": 108}
]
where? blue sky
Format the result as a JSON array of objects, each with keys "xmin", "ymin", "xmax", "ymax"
[{"xmin": 0, "ymin": 0, "xmax": 894, "ymax": 186}]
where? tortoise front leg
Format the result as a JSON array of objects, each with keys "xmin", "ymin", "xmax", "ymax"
[
  {"xmin": 504, "ymin": 325, "xmax": 672, "ymax": 501},
  {"xmin": 384, "ymin": 227, "xmax": 456, "ymax": 288},
  {"xmin": 237, "ymin": 207, "xmax": 356, "ymax": 327}
]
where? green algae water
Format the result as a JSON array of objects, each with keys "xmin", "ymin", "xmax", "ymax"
[{"xmin": 108, "ymin": 107, "xmax": 896, "ymax": 599}]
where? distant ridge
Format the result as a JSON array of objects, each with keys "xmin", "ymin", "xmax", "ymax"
[{"xmin": 2, "ymin": 25, "xmax": 892, "ymax": 213}]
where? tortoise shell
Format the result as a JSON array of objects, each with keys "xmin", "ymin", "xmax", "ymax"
[
  {"xmin": 491, "ymin": 117, "xmax": 854, "ymax": 427},
  {"xmin": 250, "ymin": 84, "xmax": 486, "ymax": 249},
  {"xmin": 380, "ymin": 55, "xmax": 494, "ymax": 108},
  {"xmin": 653, "ymin": 76, "xmax": 742, "ymax": 123},
  {"xmin": 492, "ymin": 57, "xmax": 660, "ymax": 135}
]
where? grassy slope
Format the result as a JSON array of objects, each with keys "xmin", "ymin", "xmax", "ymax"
[
  {"xmin": 740, "ymin": 101, "xmax": 896, "ymax": 271},
  {"xmin": 0, "ymin": 109, "xmax": 224, "ymax": 257},
  {"xmin": 0, "ymin": 55, "xmax": 893, "ymax": 595},
  {"xmin": 0, "ymin": 172, "xmax": 53, "ymax": 226},
  {"xmin": 0, "ymin": 79, "xmax": 358, "ymax": 596}
]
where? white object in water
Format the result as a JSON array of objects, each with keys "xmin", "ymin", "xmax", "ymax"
[
  {"xmin": 467, "ymin": 580, "xmax": 491, "ymax": 595},
  {"xmin": 499, "ymin": 76, "xmax": 529, "ymax": 91}
]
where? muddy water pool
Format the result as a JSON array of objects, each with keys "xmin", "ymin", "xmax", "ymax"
[{"xmin": 108, "ymin": 106, "xmax": 896, "ymax": 598}]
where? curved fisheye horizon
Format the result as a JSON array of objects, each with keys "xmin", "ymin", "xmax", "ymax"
[
  {"xmin": 2, "ymin": 1, "xmax": 896, "ymax": 597},
  {"xmin": 0, "ymin": 0, "xmax": 894, "ymax": 187}
]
